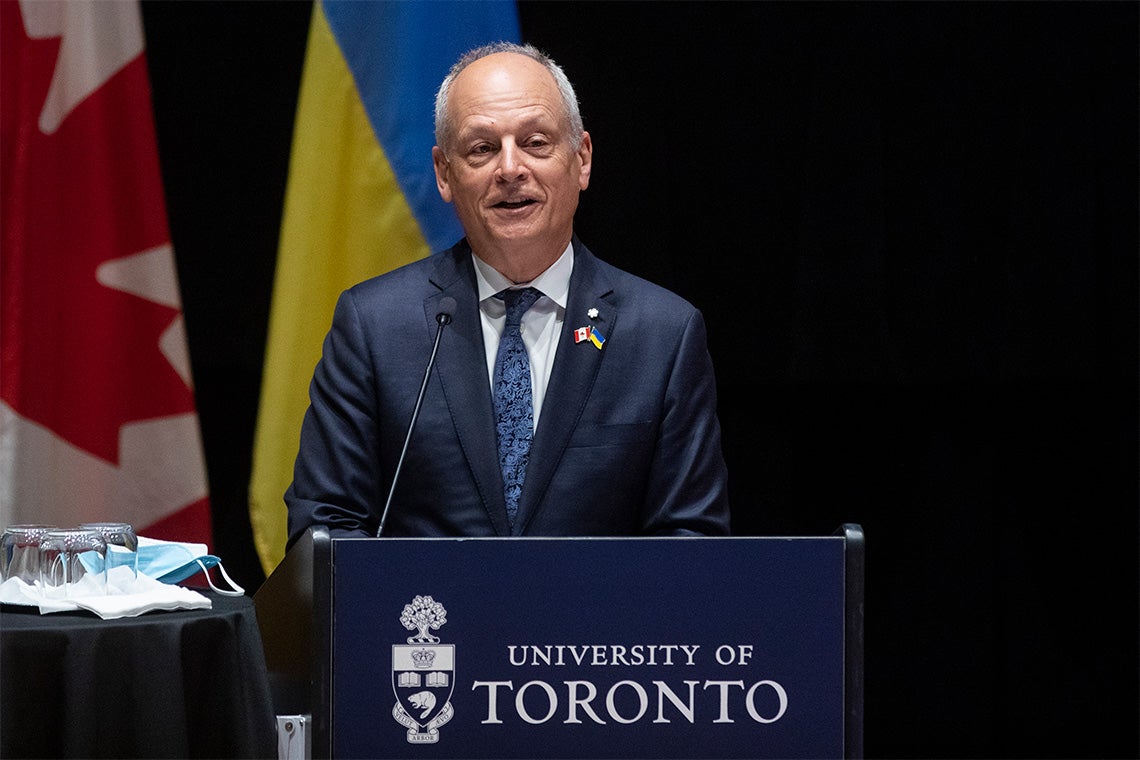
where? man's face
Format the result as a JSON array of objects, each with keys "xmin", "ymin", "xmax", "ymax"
[{"xmin": 433, "ymin": 53, "xmax": 592, "ymax": 266}]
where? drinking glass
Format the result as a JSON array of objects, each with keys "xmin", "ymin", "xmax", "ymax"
[
  {"xmin": 79, "ymin": 522, "xmax": 138, "ymax": 583},
  {"xmin": 38, "ymin": 529, "xmax": 107, "ymax": 598},
  {"xmin": 1, "ymin": 524, "xmax": 55, "ymax": 583}
]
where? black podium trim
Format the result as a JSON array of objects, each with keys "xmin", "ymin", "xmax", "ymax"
[
  {"xmin": 254, "ymin": 525, "xmax": 333, "ymax": 757},
  {"xmin": 840, "ymin": 523, "xmax": 865, "ymax": 759}
]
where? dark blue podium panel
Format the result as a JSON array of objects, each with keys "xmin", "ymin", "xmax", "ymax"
[{"xmin": 331, "ymin": 537, "xmax": 846, "ymax": 759}]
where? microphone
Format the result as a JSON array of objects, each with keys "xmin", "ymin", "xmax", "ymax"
[{"xmin": 376, "ymin": 296, "xmax": 457, "ymax": 537}]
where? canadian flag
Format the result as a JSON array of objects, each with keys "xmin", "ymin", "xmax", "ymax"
[{"xmin": 0, "ymin": 0, "xmax": 211, "ymax": 544}]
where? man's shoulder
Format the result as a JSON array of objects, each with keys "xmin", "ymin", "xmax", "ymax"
[{"xmin": 347, "ymin": 241, "xmax": 469, "ymax": 298}]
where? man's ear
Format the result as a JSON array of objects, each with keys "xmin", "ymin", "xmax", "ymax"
[
  {"xmin": 432, "ymin": 146, "xmax": 452, "ymax": 202},
  {"xmin": 576, "ymin": 131, "xmax": 593, "ymax": 191}
]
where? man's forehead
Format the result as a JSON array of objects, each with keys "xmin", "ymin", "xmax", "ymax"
[
  {"xmin": 450, "ymin": 56, "xmax": 564, "ymax": 136},
  {"xmin": 456, "ymin": 105, "xmax": 561, "ymax": 137}
]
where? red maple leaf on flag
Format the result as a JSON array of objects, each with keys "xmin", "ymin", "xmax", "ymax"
[
  {"xmin": 2, "ymin": 0, "xmax": 195, "ymax": 463},
  {"xmin": 1, "ymin": 0, "xmax": 210, "ymax": 545}
]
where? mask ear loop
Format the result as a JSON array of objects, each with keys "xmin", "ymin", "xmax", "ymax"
[{"xmin": 194, "ymin": 559, "xmax": 245, "ymax": 596}]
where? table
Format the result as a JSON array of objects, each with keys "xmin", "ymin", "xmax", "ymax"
[{"xmin": 1, "ymin": 592, "xmax": 277, "ymax": 758}]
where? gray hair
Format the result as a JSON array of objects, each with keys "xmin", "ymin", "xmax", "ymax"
[{"xmin": 434, "ymin": 42, "xmax": 584, "ymax": 155}]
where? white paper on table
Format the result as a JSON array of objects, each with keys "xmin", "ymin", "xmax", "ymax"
[{"xmin": 0, "ymin": 566, "xmax": 212, "ymax": 619}]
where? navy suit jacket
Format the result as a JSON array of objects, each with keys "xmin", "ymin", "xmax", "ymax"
[{"xmin": 285, "ymin": 238, "xmax": 730, "ymax": 544}]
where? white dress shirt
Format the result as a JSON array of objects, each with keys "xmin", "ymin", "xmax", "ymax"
[{"xmin": 472, "ymin": 242, "xmax": 573, "ymax": 430}]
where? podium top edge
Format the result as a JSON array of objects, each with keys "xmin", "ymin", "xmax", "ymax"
[{"xmin": 333, "ymin": 533, "xmax": 856, "ymax": 542}]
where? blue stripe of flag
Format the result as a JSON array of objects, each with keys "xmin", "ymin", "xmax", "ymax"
[{"xmin": 322, "ymin": 0, "xmax": 521, "ymax": 252}]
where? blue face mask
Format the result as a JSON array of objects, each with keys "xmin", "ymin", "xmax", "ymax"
[{"xmin": 136, "ymin": 537, "xmax": 244, "ymax": 596}]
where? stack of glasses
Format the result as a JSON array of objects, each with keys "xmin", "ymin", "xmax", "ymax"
[{"xmin": 0, "ymin": 522, "xmax": 138, "ymax": 598}]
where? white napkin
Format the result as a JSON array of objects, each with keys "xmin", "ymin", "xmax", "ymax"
[{"xmin": 0, "ymin": 566, "xmax": 212, "ymax": 619}]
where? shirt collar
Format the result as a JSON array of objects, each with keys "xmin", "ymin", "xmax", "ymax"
[{"xmin": 472, "ymin": 241, "xmax": 574, "ymax": 310}]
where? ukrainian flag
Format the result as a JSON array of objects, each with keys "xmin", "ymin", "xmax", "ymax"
[{"xmin": 250, "ymin": 0, "xmax": 520, "ymax": 574}]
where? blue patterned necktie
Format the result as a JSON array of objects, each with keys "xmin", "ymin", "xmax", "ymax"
[{"xmin": 493, "ymin": 287, "xmax": 541, "ymax": 526}]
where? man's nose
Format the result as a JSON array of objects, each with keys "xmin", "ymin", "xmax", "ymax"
[{"xmin": 495, "ymin": 142, "xmax": 528, "ymax": 181}]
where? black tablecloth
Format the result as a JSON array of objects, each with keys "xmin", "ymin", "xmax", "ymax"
[{"xmin": 1, "ymin": 592, "xmax": 277, "ymax": 758}]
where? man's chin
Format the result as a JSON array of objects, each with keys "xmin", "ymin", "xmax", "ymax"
[
  {"xmin": 485, "ymin": 204, "xmax": 541, "ymax": 229},
  {"xmin": 479, "ymin": 220, "xmax": 543, "ymax": 247},
  {"xmin": 469, "ymin": 226, "xmax": 569, "ymax": 264}
]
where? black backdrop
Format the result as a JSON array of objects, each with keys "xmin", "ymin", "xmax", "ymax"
[{"xmin": 139, "ymin": 2, "xmax": 1137, "ymax": 757}]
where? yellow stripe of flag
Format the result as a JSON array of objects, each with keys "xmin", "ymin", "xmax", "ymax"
[{"xmin": 250, "ymin": 1, "xmax": 519, "ymax": 574}]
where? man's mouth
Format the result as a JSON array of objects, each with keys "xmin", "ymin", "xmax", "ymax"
[{"xmin": 493, "ymin": 199, "xmax": 537, "ymax": 210}]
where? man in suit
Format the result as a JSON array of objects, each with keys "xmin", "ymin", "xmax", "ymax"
[{"xmin": 285, "ymin": 42, "xmax": 729, "ymax": 545}]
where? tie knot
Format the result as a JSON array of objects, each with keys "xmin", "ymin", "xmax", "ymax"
[{"xmin": 497, "ymin": 287, "xmax": 541, "ymax": 326}]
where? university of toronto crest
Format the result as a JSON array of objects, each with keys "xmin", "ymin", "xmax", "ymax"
[{"xmin": 392, "ymin": 595, "xmax": 455, "ymax": 744}]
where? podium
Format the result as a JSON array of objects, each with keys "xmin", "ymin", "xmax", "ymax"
[{"xmin": 255, "ymin": 526, "xmax": 864, "ymax": 759}]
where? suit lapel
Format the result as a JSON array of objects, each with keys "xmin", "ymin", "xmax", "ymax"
[
  {"xmin": 428, "ymin": 246, "xmax": 512, "ymax": 536},
  {"xmin": 514, "ymin": 242, "xmax": 615, "ymax": 535}
]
